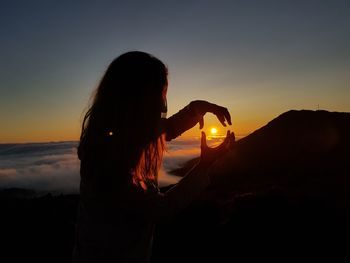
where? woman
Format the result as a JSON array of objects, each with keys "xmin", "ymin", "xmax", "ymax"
[{"xmin": 72, "ymin": 51, "xmax": 235, "ymax": 263}]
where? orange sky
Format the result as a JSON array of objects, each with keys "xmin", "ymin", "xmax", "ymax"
[{"xmin": 1, "ymin": 1, "xmax": 349, "ymax": 143}]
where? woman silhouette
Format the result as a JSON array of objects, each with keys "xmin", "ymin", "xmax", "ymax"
[{"xmin": 72, "ymin": 51, "xmax": 235, "ymax": 263}]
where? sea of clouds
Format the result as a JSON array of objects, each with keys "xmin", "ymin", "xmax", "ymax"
[{"xmin": 0, "ymin": 137, "xmax": 226, "ymax": 194}]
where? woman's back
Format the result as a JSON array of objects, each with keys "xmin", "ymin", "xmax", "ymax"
[{"xmin": 74, "ymin": 152, "xmax": 158, "ymax": 263}]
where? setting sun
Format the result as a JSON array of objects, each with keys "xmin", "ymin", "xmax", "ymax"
[{"xmin": 210, "ymin": 127, "xmax": 218, "ymax": 135}]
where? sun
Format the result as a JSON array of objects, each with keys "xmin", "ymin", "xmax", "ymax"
[{"xmin": 210, "ymin": 127, "xmax": 218, "ymax": 135}]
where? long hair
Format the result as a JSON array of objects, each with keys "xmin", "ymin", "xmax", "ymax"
[{"xmin": 78, "ymin": 51, "xmax": 168, "ymax": 190}]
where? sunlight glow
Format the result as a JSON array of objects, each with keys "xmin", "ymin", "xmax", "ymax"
[{"xmin": 210, "ymin": 127, "xmax": 218, "ymax": 135}]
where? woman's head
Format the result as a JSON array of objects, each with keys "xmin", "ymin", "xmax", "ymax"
[{"xmin": 78, "ymin": 51, "xmax": 168, "ymax": 189}]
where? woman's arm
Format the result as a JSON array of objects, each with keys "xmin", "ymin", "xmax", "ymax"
[
  {"xmin": 142, "ymin": 161, "xmax": 211, "ymax": 222},
  {"xmin": 164, "ymin": 104, "xmax": 199, "ymax": 141}
]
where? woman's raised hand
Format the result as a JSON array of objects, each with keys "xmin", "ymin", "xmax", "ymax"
[
  {"xmin": 189, "ymin": 100, "xmax": 232, "ymax": 129},
  {"xmin": 199, "ymin": 130, "xmax": 235, "ymax": 167}
]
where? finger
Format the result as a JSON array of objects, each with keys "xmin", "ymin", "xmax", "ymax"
[
  {"xmin": 201, "ymin": 131, "xmax": 207, "ymax": 149},
  {"xmin": 199, "ymin": 116, "xmax": 204, "ymax": 129},
  {"xmin": 228, "ymin": 132, "xmax": 236, "ymax": 150},
  {"xmin": 224, "ymin": 130, "xmax": 231, "ymax": 144},
  {"xmin": 230, "ymin": 131, "xmax": 235, "ymax": 142},
  {"xmin": 223, "ymin": 108, "xmax": 232, "ymax": 126},
  {"xmin": 216, "ymin": 114, "xmax": 227, "ymax": 127},
  {"xmin": 224, "ymin": 130, "xmax": 233, "ymax": 148}
]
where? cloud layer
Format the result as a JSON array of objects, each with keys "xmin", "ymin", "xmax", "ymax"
[
  {"xmin": 0, "ymin": 137, "xmax": 225, "ymax": 193},
  {"xmin": 0, "ymin": 142, "xmax": 80, "ymax": 194}
]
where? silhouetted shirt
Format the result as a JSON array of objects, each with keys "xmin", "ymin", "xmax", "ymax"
[{"xmin": 73, "ymin": 104, "xmax": 210, "ymax": 263}]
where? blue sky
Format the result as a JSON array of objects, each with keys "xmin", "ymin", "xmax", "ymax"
[{"xmin": 1, "ymin": 0, "xmax": 350, "ymax": 142}]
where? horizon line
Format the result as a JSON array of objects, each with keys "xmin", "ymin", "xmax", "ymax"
[{"xmin": 0, "ymin": 133, "xmax": 250, "ymax": 145}]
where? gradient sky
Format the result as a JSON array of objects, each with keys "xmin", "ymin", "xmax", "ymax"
[{"xmin": 1, "ymin": 0, "xmax": 349, "ymax": 143}]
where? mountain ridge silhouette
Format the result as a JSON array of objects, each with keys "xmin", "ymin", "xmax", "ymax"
[{"xmin": 170, "ymin": 110, "xmax": 350, "ymax": 197}]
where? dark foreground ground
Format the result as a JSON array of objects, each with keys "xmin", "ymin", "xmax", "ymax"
[{"xmin": 0, "ymin": 187, "xmax": 349, "ymax": 263}]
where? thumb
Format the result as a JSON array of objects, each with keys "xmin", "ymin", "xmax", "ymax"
[{"xmin": 201, "ymin": 131, "xmax": 207, "ymax": 149}]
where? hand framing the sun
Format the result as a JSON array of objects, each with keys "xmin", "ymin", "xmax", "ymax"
[{"xmin": 199, "ymin": 130, "xmax": 235, "ymax": 167}]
